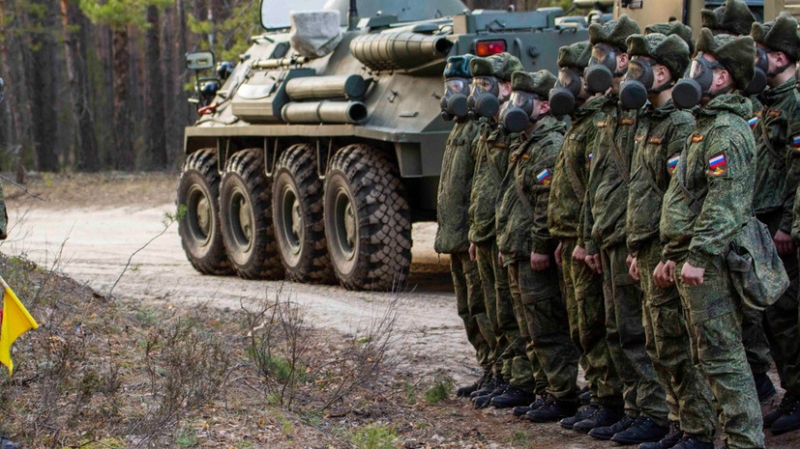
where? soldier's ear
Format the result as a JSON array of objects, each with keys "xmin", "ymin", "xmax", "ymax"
[{"xmin": 617, "ymin": 52, "xmax": 630, "ymax": 72}]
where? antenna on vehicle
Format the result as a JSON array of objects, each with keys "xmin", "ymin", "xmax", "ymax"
[{"xmin": 348, "ymin": 0, "xmax": 359, "ymax": 30}]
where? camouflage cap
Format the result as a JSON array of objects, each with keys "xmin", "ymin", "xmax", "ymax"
[
  {"xmin": 701, "ymin": 0, "xmax": 756, "ymax": 36},
  {"xmin": 696, "ymin": 28, "xmax": 756, "ymax": 90},
  {"xmin": 511, "ymin": 70, "xmax": 557, "ymax": 98},
  {"xmin": 588, "ymin": 15, "xmax": 641, "ymax": 51},
  {"xmin": 627, "ymin": 33, "xmax": 691, "ymax": 79},
  {"xmin": 557, "ymin": 41, "xmax": 591, "ymax": 70},
  {"xmin": 444, "ymin": 54, "xmax": 476, "ymax": 79},
  {"xmin": 470, "ymin": 52, "xmax": 523, "ymax": 82},
  {"xmin": 751, "ymin": 12, "xmax": 800, "ymax": 62},
  {"xmin": 645, "ymin": 21, "xmax": 695, "ymax": 55}
]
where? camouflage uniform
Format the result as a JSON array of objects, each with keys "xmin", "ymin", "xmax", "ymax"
[
  {"xmin": 498, "ymin": 114, "xmax": 579, "ymax": 401},
  {"xmin": 435, "ymin": 118, "xmax": 492, "ymax": 370},
  {"xmin": 661, "ymin": 93, "xmax": 764, "ymax": 449},
  {"xmin": 627, "ymin": 100, "xmax": 716, "ymax": 440},
  {"xmin": 549, "ymin": 94, "xmax": 623, "ymax": 407}
]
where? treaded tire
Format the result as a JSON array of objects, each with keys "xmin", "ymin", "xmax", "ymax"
[
  {"xmin": 323, "ymin": 144, "xmax": 412, "ymax": 291},
  {"xmin": 273, "ymin": 144, "xmax": 336, "ymax": 284},
  {"xmin": 177, "ymin": 149, "xmax": 231, "ymax": 275},
  {"xmin": 219, "ymin": 149, "xmax": 284, "ymax": 280}
]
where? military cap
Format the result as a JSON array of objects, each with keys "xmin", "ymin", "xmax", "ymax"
[
  {"xmin": 557, "ymin": 41, "xmax": 591, "ymax": 70},
  {"xmin": 696, "ymin": 28, "xmax": 756, "ymax": 90},
  {"xmin": 701, "ymin": 0, "xmax": 756, "ymax": 36},
  {"xmin": 645, "ymin": 21, "xmax": 695, "ymax": 55},
  {"xmin": 444, "ymin": 54, "xmax": 476, "ymax": 79},
  {"xmin": 751, "ymin": 12, "xmax": 800, "ymax": 62},
  {"xmin": 469, "ymin": 52, "xmax": 523, "ymax": 82},
  {"xmin": 588, "ymin": 15, "xmax": 641, "ymax": 51},
  {"xmin": 627, "ymin": 33, "xmax": 691, "ymax": 80},
  {"xmin": 511, "ymin": 70, "xmax": 557, "ymax": 98}
]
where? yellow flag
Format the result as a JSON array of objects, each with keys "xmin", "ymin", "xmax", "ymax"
[{"xmin": 0, "ymin": 276, "xmax": 38, "ymax": 375}]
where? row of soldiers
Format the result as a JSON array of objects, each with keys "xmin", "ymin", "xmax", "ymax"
[{"xmin": 434, "ymin": 0, "xmax": 800, "ymax": 448}]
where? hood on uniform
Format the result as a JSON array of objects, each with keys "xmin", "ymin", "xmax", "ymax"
[
  {"xmin": 557, "ymin": 41, "xmax": 591, "ymax": 70},
  {"xmin": 444, "ymin": 54, "xmax": 476, "ymax": 79},
  {"xmin": 589, "ymin": 15, "xmax": 641, "ymax": 51},
  {"xmin": 470, "ymin": 52, "xmax": 523, "ymax": 82},
  {"xmin": 701, "ymin": 0, "xmax": 756, "ymax": 36},
  {"xmin": 751, "ymin": 12, "xmax": 800, "ymax": 62},
  {"xmin": 627, "ymin": 33, "xmax": 691, "ymax": 79},
  {"xmin": 696, "ymin": 28, "xmax": 756, "ymax": 90},
  {"xmin": 645, "ymin": 21, "xmax": 695, "ymax": 55},
  {"xmin": 512, "ymin": 70, "xmax": 557, "ymax": 98}
]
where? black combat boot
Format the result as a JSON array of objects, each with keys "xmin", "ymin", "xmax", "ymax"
[
  {"xmin": 472, "ymin": 380, "xmax": 508, "ymax": 408},
  {"xmin": 754, "ymin": 372, "xmax": 776, "ymax": 403},
  {"xmin": 559, "ymin": 403, "xmax": 599, "ymax": 429},
  {"xmin": 572, "ymin": 405, "xmax": 623, "ymax": 433},
  {"xmin": 579, "ymin": 385, "xmax": 591, "ymax": 405},
  {"xmin": 512, "ymin": 395, "xmax": 547, "ymax": 417},
  {"xmin": 764, "ymin": 393, "xmax": 796, "ymax": 428},
  {"xmin": 588, "ymin": 413, "xmax": 636, "ymax": 440},
  {"xmin": 772, "ymin": 399, "xmax": 800, "ymax": 436},
  {"xmin": 0, "ymin": 437, "xmax": 19, "ymax": 449},
  {"xmin": 457, "ymin": 369, "xmax": 491, "ymax": 398},
  {"xmin": 611, "ymin": 417, "xmax": 670, "ymax": 445},
  {"xmin": 489, "ymin": 386, "xmax": 537, "ymax": 408},
  {"xmin": 525, "ymin": 397, "xmax": 579, "ymax": 422},
  {"xmin": 669, "ymin": 436, "xmax": 713, "ymax": 449},
  {"xmin": 470, "ymin": 373, "xmax": 500, "ymax": 399},
  {"xmin": 638, "ymin": 421, "xmax": 681, "ymax": 449}
]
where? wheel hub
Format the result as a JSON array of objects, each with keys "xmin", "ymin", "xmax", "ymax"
[
  {"xmin": 344, "ymin": 203, "xmax": 355, "ymax": 249},
  {"xmin": 333, "ymin": 188, "xmax": 356, "ymax": 262},
  {"xmin": 196, "ymin": 196, "xmax": 210, "ymax": 236},
  {"xmin": 237, "ymin": 196, "xmax": 252, "ymax": 241}
]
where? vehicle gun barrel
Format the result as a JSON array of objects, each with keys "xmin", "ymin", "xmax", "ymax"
[
  {"xmin": 285, "ymin": 75, "xmax": 368, "ymax": 101},
  {"xmin": 280, "ymin": 100, "xmax": 368, "ymax": 124},
  {"xmin": 350, "ymin": 32, "xmax": 452, "ymax": 72}
]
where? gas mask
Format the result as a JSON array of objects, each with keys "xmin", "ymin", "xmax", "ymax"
[
  {"xmin": 468, "ymin": 76, "xmax": 501, "ymax": 119},
  {"xmin": 500, "ymin": 91, "xmax": 538, "ymax": 133},
  {"xmin": 585, "ymin": 43, "xmax": 626, "ymax": 94},
  {"xmin": 440, "ymin": 78, "xmax": 471, "ymax": 121},
  {"xmin": 744, "ymin": 47, "xmax": 769, "ymax": 96},
  {"xmin": 549, "ymin": 68, "xmax": 583, "ymax": 116},
  {"xmin": 672, "ymin": 55, "xmax": 725, "ymax": 109}
]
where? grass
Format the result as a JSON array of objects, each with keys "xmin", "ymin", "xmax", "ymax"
[
  {"xmin": 423, "ymin": 371, "xmax": 454, "ymax": 404},
  {"xmin": 351, "ymin": 424, "xmax": 397, "ymax": 449}
]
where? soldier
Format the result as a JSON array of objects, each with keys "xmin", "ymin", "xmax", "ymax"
[
  {"xmin": 466, "ymin": 53, "xmax": 543, "ymax": 409},
  {"xmin": 434, "ymin": 54, "xmax": 493, "ymax": 398},
  {"xmin": 748, "ymin": 13, "xmax": 800, "ymax": 436},
  {"xmin": 580, "ymin": 16, "xmax": 671, "ymax": 444},
  {"xmin": 622, "ymin": 25, "xmax": 718, "ymax": 449},
  {"xmin": 661, "ymin": 29, "xmax": 764, "ymax": 449},
  {"xmin": 495, "ymin": 69, "xmax": 581, "ymax": 422},
  {"xmin": 547, "ymin": 41, "xmax": 624, "ymax": 433}
]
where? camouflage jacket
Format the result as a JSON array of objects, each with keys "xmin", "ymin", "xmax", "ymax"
[
  {"xmin": 434, "ymin": 119, "xmax": 481, "ymax": 254},
  {"xmin": 496, "ymin": 116, "xmax": 566, "ymax": 262},
  {"xmin": 582, "ymin": 95, "xmax": 639, "ymax": 253},
  {"xmin": 626, "ymin": 101, "xmax": 695, "ymax": 256},
  {"xmin": 660, "ymin": 94, "xmax": 756, "ymax": 267},
  {"xmin": 751, "ymin": 77, "xmax": 800, "ymax": 233},
  {"xmin": 547, "ymin": 95, "xmax": 606, "ymax": 240},
  {"xmin": 469, "ymin": 122, "xmax": 520, "ymax": 244}
]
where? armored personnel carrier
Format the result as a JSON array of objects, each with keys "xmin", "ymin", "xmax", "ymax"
[{"xmin": 177, "ymin": 0, "xmax": 593, "ymax": 290}]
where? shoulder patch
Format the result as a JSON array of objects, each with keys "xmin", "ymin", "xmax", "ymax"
[
  {"xmin": 748, "ymin": 117, "xmax": 759, "ymax": 129},
  {"xmin": 667, "ymin": 155, "xmax": 680, "ymax": 176},
  {"xmin": 536, "ymin": 169, "xmax": 552, "ymax": 186},
  {"xmin": 708, "ymin": 153, "xmax": 728, "ymax": 177},
  {"xmin": 635, "ymin": 135, "xmax": 644, "ymax": 143},
  {"xmin": 691, "ymin": 134, "xmax": 704, "ymax": 143},
  {"xmin": 768, "ymin": 109, "xmax": 782, "ymax": 118},
  {"xmin": 792, "ymin": 134, "xmax": 800, "ymax": 150},
  {"xmin": 521, "ymin": 153, "xmax": 530, "ymax": 160},
  {"xmin": 619, "ymin": 117, "xmax": 635, "ymax": 126},
  {"xmin": 647, "ymin": 136, "xmax": 663, "ymax": 145},
  {"xmin": 597, "ymin": 121, "xmax": 607, "ymax": 128}
]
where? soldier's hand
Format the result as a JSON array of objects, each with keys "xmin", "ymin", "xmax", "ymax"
[
  {"xmin": 774, "ymin": 230, "xmax": 794, "ymax": 256},
  {"xmin": 498, "ymin": 252, "xmax": 504, "ymax": 266},
  {"xmin": 629, "ymin": 257, "xmax": 639, "ymax": 281},
  {"xmin": 680, "ymin": 262, "xmax": 705, "ymax": 287},
  {"xmin": 469, "ymin": 243, "xmax": 477, "ymax": 262},
  {"xmin": 554, "ymin": 242, "xmax": 563, "ymax": 266},
  {"xmin": 626, "ymin": 254, "xmax": 634, "ymax": 269},
  {"xmin": 531, "ymin": 252, "xmax": 551, "ymax": 271},
  {"xmin": 653, "ymin": 260, "xmax": 676, "ymax": 288},
  {"xmin": 585, "ymin": 254, "xmax": 602, "ymax": 274},
  {"xmin": 572, "ymin": 245, "xmax": 587, "ymax": 264}
]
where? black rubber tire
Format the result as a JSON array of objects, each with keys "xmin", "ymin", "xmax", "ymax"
[
  {"xmin": 272, "ymin": 144, "xmax": 336, "ymax": 284},
  {"xmin": 219, "ymin": 149, "xmax": 284, "ymax": 280},
  {"xmin": 323, "ymin": 144, "xmax": 412, "ymax": 291},
  {"xmin": 177, "ymin": 149, "xmax": 231, "ymax": 275}
]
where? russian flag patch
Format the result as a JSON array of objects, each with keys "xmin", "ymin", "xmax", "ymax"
[
  {"xmin": 667, "ymin": 155, "xmax": 680, "ymax": 175},
  {"xmin": 793, "ymin": 134, "xmax": 800, "ymax": 149},
  {"xmin": 537, "ymin": 169, "xmax": 553, "ymax": 185},
  {"xmin": 709, "ymin": 153, "xmax": 727, "ymax": 177},
  {"xmin": 749, "ymin": 117, "xmax": 759, "ymax": 129}
]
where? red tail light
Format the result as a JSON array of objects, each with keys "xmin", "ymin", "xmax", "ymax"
[{"xmin": 475, "ymin": 40, "xmax": 507, "ymax": 57}]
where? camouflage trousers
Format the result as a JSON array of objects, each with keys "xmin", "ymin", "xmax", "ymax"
[
  {"xmin": 560, "ymin": 238, "xmax": 622, "ymax": 406},
  {"xmin": 637, "ymin": 239, "xmax": 716, "ymax": 440},
  {"xmin": 451, "ymin": 251, "xmax": 493, "ymax": 370},
  {"xmin": 475, "ymin": 240, "xmax": 519, "ymax": 378},
  {"xmin": 508, "ymin": 258, "xmax": 579, "ymax": 399},
  {"xmin": 601, "ymin": 243, "xmax": 668, "ymax": 425},
  {"xmin": 675, "ymin": 256, "xmax": 764, "ymax": 449}
]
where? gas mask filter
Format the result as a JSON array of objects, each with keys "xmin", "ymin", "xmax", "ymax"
[
  {"xmin": 585, "ymin": 43, "xmax": 625, "ymax": 94},
  {"xmin": 500, "ymin": 91, "xmax": 538, "ymax": 133},
  {"xmin": 468, "ymin": 76, "xmax": 501, "ymax": 118},
  {"xmin": 440, "ymin": 78, "xmax": 470, "ymax": 121},
  {"xmin": 672, "ymin": 55, "xmax": 722, "ymax": 109},
  {"xmin": 549, "ymin": 68, "xmax": 583, "ymax": 116}
]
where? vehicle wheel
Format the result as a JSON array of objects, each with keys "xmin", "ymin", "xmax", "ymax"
[
  {"xmin": 177, "ymin": 149, "xmax": 231, "ymax": 275},
  {"xmin": 219, "ymin": 149, "xmax": 284, "ymax": 280},
  {"xmin": 273, "ymin": 144, "xmax": 336, "ymax": 283},
  {"xmin": 323, "ymin": 144, "xmax": 412, "ymax": 291}
]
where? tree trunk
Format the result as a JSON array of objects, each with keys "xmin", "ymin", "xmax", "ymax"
[
  {"xmin": 145, "ymin": 4, "xmax": 167, "ymax": 169},
  {"xmin": 112, "ymin": 28, "xmax": 133, "ymax": 170},
  {"xmin": 27, "ymin": 0, "xmax": 60, "ymax": 172}
]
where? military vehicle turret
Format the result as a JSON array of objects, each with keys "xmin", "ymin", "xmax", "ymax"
[{"xmin": 177, "ymin": 0, "xmax": 593, "ymax": 290}]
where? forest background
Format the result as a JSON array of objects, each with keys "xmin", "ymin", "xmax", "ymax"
[{"xmin": 0, "ymin": 0, "xmax": 569, "ymax": 176}]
